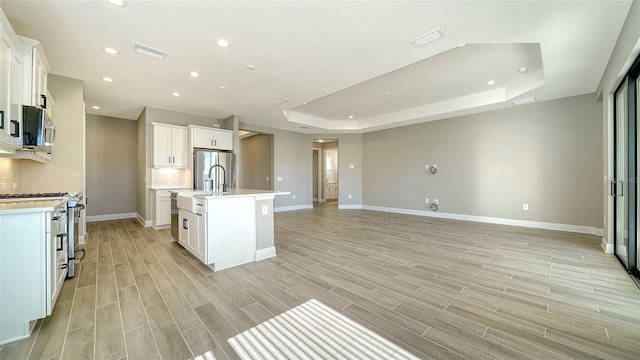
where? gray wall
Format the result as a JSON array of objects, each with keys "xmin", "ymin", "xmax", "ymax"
[
  {"xmin": 363, "ymin": 93, "xmax": 603, "ymax": 228},
  {"xmin": 239, "ymin": 122, "xmax": 364, "ymax": 209},
  {"xmin": 20, "ymin": 75, "xmax": 84, "ymax": 194},
  {"xmin": 239, "ymin": 134, "xmax": 272, "ymax": 190},
  {"xmin": 86, "ymin": 114, "xmax": 137, "ymax": 216}
]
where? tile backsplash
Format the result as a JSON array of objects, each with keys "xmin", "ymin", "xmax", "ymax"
[
  {"xmin": 151, "ymin": 167, "xmax": 191, "ymax": 188},
  {"xmin": 0, "ymin": 158, "xmax": 20, "ymax": 193}
]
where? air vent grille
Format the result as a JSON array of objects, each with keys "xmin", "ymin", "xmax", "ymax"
[
  {"xmin": 134, "ymin": 43, "xmax": 168, "ymax": 60},
  {"xmin": 275, "ymin": 98, "xmax": 291, "ymax": 105},
  {"xmin": 410, "ymin": 29, "xmax": 445, "ymax": 48}
]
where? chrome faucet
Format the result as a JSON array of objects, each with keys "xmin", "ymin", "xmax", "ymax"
[{"xmin": 207, "ymin": 164, "xmax": 227, "ymax": 192}]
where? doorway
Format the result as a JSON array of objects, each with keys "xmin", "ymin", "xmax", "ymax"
[
  {"xmin": 238, "ymin": 130, "xmax": 273, "ymax": 190},
  {"xmin": 312, "ymin": 139, "xmax": 338, "ymax": 207},
  {"xmin": 613, "ymin": 53, "xmax": 640, "ymax": 283}
]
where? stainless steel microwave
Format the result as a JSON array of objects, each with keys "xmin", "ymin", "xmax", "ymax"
[{"xmin": 23, "ymin": 105, "xmax": 55, "ymax": 152}]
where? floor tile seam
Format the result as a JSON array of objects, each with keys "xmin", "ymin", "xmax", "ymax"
[{"xmin": 108, "ymin": 220, "xmax": 131, "ymax": 360}]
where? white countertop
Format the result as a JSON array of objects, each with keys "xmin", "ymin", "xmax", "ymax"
[
  {"xmin": 177, "ymin": 188, "xmax": 290, "ymax": 200},
  {"xmin": 0, "ymin": 199, "xmax": 66, "ymax": 214}
]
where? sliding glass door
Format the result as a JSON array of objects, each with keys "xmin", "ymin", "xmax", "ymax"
[{"xmin": 613, "ymin": 55, "xmax": 639, "ymax": 279}]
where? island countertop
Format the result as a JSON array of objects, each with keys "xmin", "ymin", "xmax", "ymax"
[{"xmin": 174, "ymin": 188, "xmax": 290, "ymax": 200}]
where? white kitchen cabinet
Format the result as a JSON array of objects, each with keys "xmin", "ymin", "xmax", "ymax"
[
  {"xmin": 152, "ymin": 189, "xmax": 171, "ymax": 229},
  {"xmin": 152, "ymin": 123, "xmax": 187, "ymax": 168},
  {"xmin": 0, "ymin": 202, "xmax": 67, "ymax": 345},
  {"xmin": 19, "ymin": 36, "xmax": 49, "ymax": 110},
  {"xmin": 178, "ymin": 209, "xmax": 205, "ymax": 262},
  {"xmin": 325, "ymin": 183, "xmax": 338, "ymax": 199},
  {"xmin": 0, "ymin": 20, "xmax": 23, "ymax": 153},
  {"xmin": 189, "ymin": 125, "xmax": 233, "ymax": 151}
]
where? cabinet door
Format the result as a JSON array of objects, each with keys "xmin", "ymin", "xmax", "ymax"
[
  {"xmin": 178, "ymin": 210, "xmax": 188, "ymax": 246},
  {"xmin": 157, "ymin": 195, "xmax": 171, "ymax": 226},
  {"xmin": 186, "ymin": 212, "xmax": 199, "ymax": 256},
  {"xmin": 153, "ymin": 125, "xmax": 172, "ymax": 167},
  {"xmin": 171, "ymin": 127, "xmax": 188, "ymax": 167},
  {"xmin": 192, "ymin": 127, "xmax": 214, "ymax": 149},
  {"xmin": 0, "ymin": 34, "xmax": 11, "ymax": 146},
  {"xmin": 213, "ymin": 129, "xmax": 233, "ymax": 150},
  {"xmin": 10, "ymin": 49, "xmax": 22, "ymax": 147},
  {"xmin": 34, "ymin": 54, "xmax": 47, "ymax": 109},
  {"xmin": 196, "ymin": 213, "xmax": 206, "ymax": 261}
]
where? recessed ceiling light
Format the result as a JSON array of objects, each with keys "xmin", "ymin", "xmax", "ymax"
[
  {"xmin": 189, "ymin": 71, "xmax": 200, "ymax": 77},
  {"xmin": 348, "ymin": 115, "xmax": 354, "ymax": 119},
  {"xmin": 92, "ymin": 105, "xmax": 101, "ymax": 110},
  {"xmin": 103, "ymin": 47, "xmax": 119, "ymax": 55},
  {"xmin": 486, "ymin": 80, "xmax": 496, "ymax": 85},
  {"xmin": 218, "ymin": 86, "xmax": 227, "ymax": 91},
  {"xmin": 275, "ymin": 98, "xmax": 290, "ymax": 105},
  {"xmin": 518, "ymin": 67, "xmax": 528, "ymax": 73},
  {"xmin": 384, "ymin": 92, "xmax": 391, "ymax": 95},
  {"xmin": 106, "ymin": 0, "xmax": 127, "ymax": 7},
  {"xmin": 171, "ymin": 92, "xmax": 181, "ymax": 97},
  {"xmin": 318, "ymin": 139, "xmax": 324, "ymax": 143},
  {"xmin": 216, "ymin": 39, "xmax": 230, "ymax": 48},
  {"xmin": 457, "ymin": 43, "xmax": 466, "ymax": 47},
  {"xmin": 302, "ymin": 102, "xmax": 307, "ymax": 105},
  {"xmin": 245, "ymin": 65, "xmax": 255, "ymax": 70},
  {"xmin": 102, "ymin": 76, "xmax": 114, "ymax": 82}
]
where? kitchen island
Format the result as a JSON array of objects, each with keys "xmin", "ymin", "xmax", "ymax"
[{"xmin": 174, "ymin": 189, "xmax": 289, "ymax": 271}]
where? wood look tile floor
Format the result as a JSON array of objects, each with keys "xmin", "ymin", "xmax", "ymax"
[{"xmin": 1, "ymin": 204, "xmax": 639, "ymax": 359}]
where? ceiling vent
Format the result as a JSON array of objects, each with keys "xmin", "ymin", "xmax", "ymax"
[
  {"xmin": 410, "ymin": 29, "xmax": 445, "ymax": 48},
  {"xmin": 275, "ymin": 98, "xmax": 291, "ymax": 105},
  {"xmin": 512, "ymin": 96, "xmax": 537, "ymax": 105},
  {"xmin": 134, "ymin": 43, "xmax": 168, "ymax": 60}
]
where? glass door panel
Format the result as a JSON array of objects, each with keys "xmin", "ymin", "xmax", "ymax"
[{"xmin": 615, "ymin": 83, "xmax": 629, "ymax": 267}]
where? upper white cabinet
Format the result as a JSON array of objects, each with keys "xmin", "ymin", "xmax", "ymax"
[
  {"xmin": 152, "ymin": 122, "xmax": 187, "ymax": 168},
  {"xmin": 0, "ymin": 11, "xmax": 24, "ymax": 153},
  {"xmin": 19, "ymin": 36, "xmax": 50, "ymax": 110},
  {"xmin": 189, "ymin": 125, "xmax": 233, "ymax": 151}
]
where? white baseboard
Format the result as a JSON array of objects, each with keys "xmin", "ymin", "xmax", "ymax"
[
  {"xmin": 86, "ymin": 212, "xmax": 137, "ymax": 223},
  {"xmin": 136, "ymin": 213, "xmax": 152, "ymax": 227},
  {"xmin": 255, "ymin": 247, "xmax": 277, "ymax": 261},
  {"xmin": 601, "ymin": 239, "xmax": 614, "ymax": 253},
  {"xmin": 338, "ymin": 204, "xmax": 363, "ymax": 210},
  {"xmin": 275, "ymin": 204, "xmax": 313, "ymax": 212},
  {"xmin": 362, "ymin": 205, "xmax": 602, "ymax": 235}
]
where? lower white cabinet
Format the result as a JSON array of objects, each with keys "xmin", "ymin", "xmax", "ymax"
[
  {"xmin": 0, "ymin": 203, "xmax": 67, "ymax": 345},
  {"xmin": 178, "ymin": 209, "xmax": 205, "ymax": 262},
  {"xmin": 325, "ymin": 183, "xmax": 338, "ymax": 199},
  {"xmin": 152, "ymin": 190, "xmax": 171, "ymax": 229}
]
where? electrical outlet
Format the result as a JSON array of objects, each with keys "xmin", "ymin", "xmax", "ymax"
[
  {"xmin": 262, "ymin": 205, "xmax": 268, "ymax": 215},
  {"xmin": 277, "ymin": 176, "xmax": 283, "ymax": 182},
  {"xmin": 434, "ymin": 199, "xmax": 439, "ymax": 205},
  {"xmin": 348, "ymin": 194, "xmax": 352, "ymax": 199},
  {"xmin": 425, "ymin": 198, "xmax": 430, "ymax": 204},
  {"xmin": 523, "ymin": 203, "xmax": 529, "ymax": 210},
  {"xmin": 349, "ymin": 164, "xmax": 355, "ymax": 169},
  {"xmin": 425, "ymin": 164, "xmax": 430, "ymax": 171}
]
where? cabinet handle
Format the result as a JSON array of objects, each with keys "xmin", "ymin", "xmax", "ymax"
[
  {"xmin": 41, "ymin": 94, "xmax": 47, "ymax": 109},
  {"xmin": 211, "ymin": 139, "xmax": 213, "ymax": 146},
  {"xmin": 183, "ymin": 218, "xmax": 188, "ymax": 229},
  {"xmin": 56, "ymin": 233, "xmax": 67, "ymax": 251},
  {"xmin": 214, "ymin": 140, "xmax": 217, "ymax": 147},
  {"xmin": 10, "ymin": 120, "xmax": 18, "ymax": 137},
  {"xmin": 173, "ymin": 156, "xmax": 175, "ymax": 163},
  {"xmin": 0, "ymin": 110, "xmax": 3, "ymax": 129},
  {"xmin": 169, "ymin": 156, "xmax": 171, "ymax": 163}
]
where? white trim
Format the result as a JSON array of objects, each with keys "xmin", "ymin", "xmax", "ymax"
[
  {"xmin": 338, "ymin": 204, "xmax": 363, "ymax": 210},
  {"xmin": 594, "ymin": 228, "xmax": 604, "ymax": 237},
  {"xmin": 136, "ymin": 213, "xmax": 151, "ymax": 227},
  {"xmin": 275, "ymin": 205, "xmax": 313, "ymax": 212},
  {"xmin": 255, "ymin": 247, "xmax": 277, "ymax": 261},
  {"xmin": 86, "ymin": 212, "xmax": 137, "ymax": 223},
  {"xmin": 362, "ymin": 205, "xmax": 602, "ymax": 235},
  {"xmin": 601, "ymin": 239, "xmax": 614, "ymax": 253}
]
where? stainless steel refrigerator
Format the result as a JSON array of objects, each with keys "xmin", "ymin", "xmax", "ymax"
[{"xmin": 193, "ymin": 150, "xmax": 236, "ymax": 191}]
